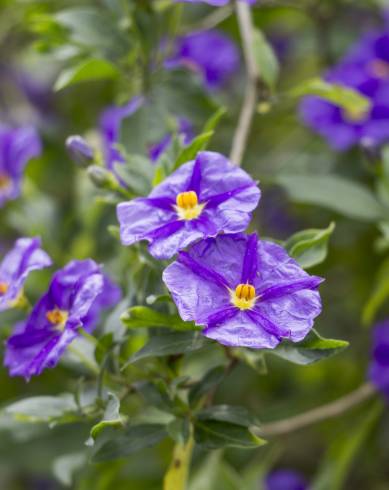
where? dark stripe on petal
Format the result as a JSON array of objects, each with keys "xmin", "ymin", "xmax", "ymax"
[
  {"xmin": 247, "ymin": 309, "xmax": 287, "ymax": 339},
  {"xmin": 186, "ymin": 154, "xmax": 202, "ymax": 194},
  {"xmin": 178, "ymin": 251, "xmax": 230, "ymax": 289},
  {"xmin": 240, "ymin": 233, "xmax": 258, "ymax": 284},
  {"xmin": 206, "ymin": 183, "xmax": 253, "ymax": 208},
  {"xmin": 259, "ymin": 276, "xmax": 324, "ymax": 302},
  {"xmin": 207, "ymin": 306, "xmax": 238, "ymax": 327},
  {"xmin": 147, "ymin": 220, "xmax": 184, "ymax": 241},
  {"xmin": 138, "ymin": 196, "xmax": 175, "ymax": 211}
]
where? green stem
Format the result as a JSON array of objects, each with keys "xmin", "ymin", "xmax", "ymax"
[
  {"xmin": 163, "ymin": 433, "xmax": 194, "ymax": 490},
  {"xmin": 68, "ymin": 344, "xmax": 99, "ymax": 376}
]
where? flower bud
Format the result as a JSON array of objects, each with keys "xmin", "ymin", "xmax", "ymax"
[
  {"xmin": 66, "ymin": 135, "xmax": 94, "ymax": 167},
  {"xmin": 87, "ymin": 165, "xmax": 117, "ymax": 189}
]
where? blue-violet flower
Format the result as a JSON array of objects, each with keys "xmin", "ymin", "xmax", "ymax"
[
  {"xmin": 163, "ymin": 233, "xmax": 323, "ymax": 348},
  {"xmin": 117, "ymin": 151, "xmax": 260, "ymax": 260}
]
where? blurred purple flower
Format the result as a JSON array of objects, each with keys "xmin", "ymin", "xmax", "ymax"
[
  {"xmin": 117, "ymin": 151, "xmax": 260, "ymax": 260},
  {"xmin": 0, "ymin": 124, "xmax": 41, "ymax": 206},
  {"xmin": 163, "ymin": 233, "xmax": 323, "ymax": 348},
  {"xmin": 165, "ymin": 30, "xmax": 240, "ymax": 90},
  {"xmin": 265, "ymin": 469, "xmax": 308, "ymax": 490},
  {"xmin": 369, "ymin": 320, "xmax": 389, "ymax": 400},
  {"xmin": 300, "ymin": 31, "xmax": 389, "ymax": 150},
  {"xmin": 66, "ymin": 135, "xmax": 94, "ymax": 167},
  {"xmin": 5, "ymin": 259, "xmax": 121, "ymax": 380},
  {"xmin": 0, "ymin": 237, "xmax": 51, "ymax": 312}
]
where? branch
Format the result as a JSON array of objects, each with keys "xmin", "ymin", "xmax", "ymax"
[
  {"xmin": 257, "ymin": 382, "xmax": 377, "ymax": 438},
  {"xmin": 230, "ymin": 2, "xmax": 259, "ymax": 166}
]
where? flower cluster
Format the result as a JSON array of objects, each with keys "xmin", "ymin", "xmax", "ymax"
[
  {"xmin": 0, "ymin": 239, "xmax": 121, "ymax": 381},
  {"xmin": 118, "ymin": 150, "xmax": 323, "ymax": 349},
  {"xmin": 300, "ymin": 31, "xmax": 389, "ymax": 150}
]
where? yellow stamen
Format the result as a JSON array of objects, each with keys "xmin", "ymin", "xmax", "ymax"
[
  {"xmin": 231, "ymin": 283, "xmax": 256, "ymax": 310},
  {"xmin": 46, "ymin": 308, "xmax": 69, "ymax": 330},
  {"xmin": 175, "ymin": 191, "xmax": 204, "ymax": 221},
  {"xmin": 0, "ymin": 173, "xmax": 10, "ymax": 190},
  {"xmin": 369, "ymin": 59, "xmax": 389, "ymax": 79},
  {"xmin": 342, "ymin": 106, "xmax": 369, "ymax": 123},
  {"xmin": 0, "ymin": 282, "xmax": 9, "ymax": 295}
]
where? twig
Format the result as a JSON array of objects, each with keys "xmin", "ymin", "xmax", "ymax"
[
  {"xmin": 230, "ymin": 2, "xmax": 260, "ymax": 166},
  {"xmin": 258, "ymin": 382, "xmax": 377, "ymax": 437},
  {"xmin": 191, "ymin": 4, "xmax": 234, "ymax": 32}
]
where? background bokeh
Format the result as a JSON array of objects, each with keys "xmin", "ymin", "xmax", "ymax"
[{"xmin": 1, "ymin": 0, "xmax": 389, "ymax": 488}]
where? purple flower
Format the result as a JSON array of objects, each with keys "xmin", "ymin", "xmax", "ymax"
[
  {"xmin": 165, "ymin": 30, "xmax": 240, "ymax": 90},
  {"xmin": 0, "ymin": 237, "xmax": 52, "ymax": 311},
  {"xmin": 369, "ymin": 320, "xmax": 389, "ymax": 400},
  {"xmin": 66, "ymin": 135, "xmax": 94, "ymax": 167},
  {"xmin": 265, "ymin": 469, "xmax": 308, "ymax": 490},
  {"xmin": 117, "ymin": 151, "xmax": 260, "ymax": 260},
  {"xmin": 300, "ymin": 31, "xmax": 389, "ymax": 150},
  {"xmin": 0, "ymin": 125, "xmax": 41, "ymax": 206},
  {"xmin": 5, "ymin": 259, "xmax": 121, "ymax": 380},
  {"xmin": 163, "ymin": 233, "xmax": 322, "ymax": 349}
]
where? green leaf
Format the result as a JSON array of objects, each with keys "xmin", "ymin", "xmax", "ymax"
[
  {"xmin": 285, "ymin": 222, "xmax": 335, "ymax": 269},
  {"xmin": 54, "ymin": 58, "xmax": 119, "ymax": 91},
  {"xmin": 194, "ymin": 420, "xmax": 265, "ymax": 450},
  {"xmin": 55, "ymin": 7, "xmax": 129, "ymax": 57},
  {"xmin": 121, "ymin": 306, "xmax": 199, "ymax": 331},
  {"xmin": 362, "ymin": 257, "xmax": 389, "ymax": 325},
  {"xmin": 189, "ymin": 366, "xmax": 225, "ymax": 407},
  {"xmin": 202, "ymin": 106, "xmax": 227, "ymax": 134},
  {"xmin": 253, "ymin": 28, "xmax": 279, "ymax": 88},
  {"xmin": 197, "ymin": 405, "xmax": 259, "ymax": 428},
  {"xmin": 94, "ymin": 333, "xmax": 114, "ymax": 364},
  {"xmin": 311, "ymin": 402, "xmax": 383, "ymax": 490},
  {"xmin": 89, "ymin": 393, "xmax": 123, "ymax": 443},
  {"xmin": 167, "ymin": 417, "xmax": 191, "ymax": 444},
  {"xmin": 274, "ymin": 174, "xmax": 384, "ymax": 222},
  {"xmin": 53, "ymin": 452, "xmax": 86, "ymax": 487},
  {"xmin": 290, "ymin": 77, "xmax": 371, "ymax": 115},
  {"xmin": 127, "ymin": 331, "xmax": 206, "ymax": 364},
  {"xmin": 5, "ymin": 394, "xmax": 78, "ymax": 424},
  {"xmin": 174, "ymin": 131, "xmax": 214, "ymax": 169},
  {"xmin": 233, "ymin": 348, "xmax": 267, "ymax": 375},
  {"xmin": 91, "ymin": 424, "xmax": 167, "ymax": 462},
  {"xmin": 113, "ymin": 154, "xmax": 154, "ymax": 196},
  {"xmin": 189, "ymin": 451, "xmax": 245, "ymax": 490},
  {"xmin": 268, "ymin": 330, "xmax": 349, "ymax": 365}
]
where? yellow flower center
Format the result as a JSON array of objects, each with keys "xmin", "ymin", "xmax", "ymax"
[
  {"xmin": 342, "ymin": 106, "xmax": 369, "ymax": 123},
  {"xmin": 0, "ymin": 282, "xmax": 9, "ymax": 295},
  {"xmin": 175, "ymin": 191, "xmax": 204, "ymax": 221},
  {"xmin": 0, "ymin": 173, "xmax": 10, "ymax": 190},
  {"xmin": 369, "ymin": 59, "xmax": 389, "ymax": 79},
  {"xmin": 46, "ymin": 308, "xmax": 69, "ymax": 330},
  {"xmin": 231, "ymin": 283, "xmax": 256, "ymax": 310}
]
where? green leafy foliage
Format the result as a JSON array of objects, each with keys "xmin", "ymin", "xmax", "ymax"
[
  {"xmin": 285, "ymin": 222, "xmax": 335, "ymax": 269},
  {"xmin": 91, "ymin": 424, "xmax": 167, "ymax": 462},
  {"xmin": 121, "ymin": 305, "xmax": 199, "ymax": 331},
  {"xmin": 89, "ymin": 393, "xmax": 123, "ymax": 443},
  {"xmin": 291, "ymin": 78, "xmax": 371, "ymax": 115},
  {"xmin": 54, "ymin": 58, "xmax": 119, "ymax": 91},
  {"xmin": 194, "ymin": 405, "xmax": 265, "ymax": 450},
  {"xmin": 274, "ymin": 174, "xmax": 384, "ymax": 222},
  {"xmin": 362, "ymin": 257, "xmax": 389, "ymax": 325},
  {"xmin": 268, "ymin": 330, "xmax": 349, "ymax": 365},
  {"xmin": 127, "ymin": 331, "xmax": 206, "ymax": 364},
  {"xmin": 4, "ymin": 395, "xmax": 80, "ymax": 424},
  {"xmin": 253, "ymin": 28, "xmax": 279, "ymax": 89}
]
